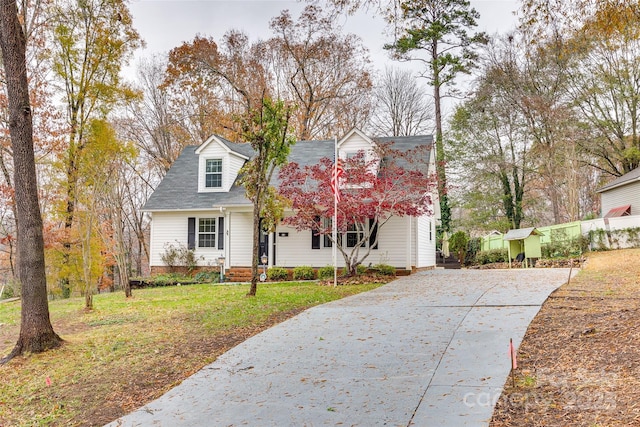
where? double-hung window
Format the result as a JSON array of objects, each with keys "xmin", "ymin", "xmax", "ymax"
[
  {"xmin": 346, "ymin": 223, "xmax": 364, "ymax": 248},
  {"xmin": 323, "ymin": 217, "xmax": 333, "ymax": 247},
  {"xmin": 198, "ymin": 218, "xmax": 216, "ymax": 248},
  {"xmin": 205, "ymin": 159, "xmax": 222, "ymax": 188}
]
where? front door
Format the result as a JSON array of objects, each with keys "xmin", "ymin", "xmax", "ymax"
[
  {"xmin": 258, "ymin": 219, "xmax": 276, "ymax": 264},
  {"xmin": 259, "ymin": 219, "xmax": 269, "ymax": 263}
]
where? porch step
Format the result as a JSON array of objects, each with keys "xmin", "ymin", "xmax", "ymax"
[{"xmin": 225, "ymin": 267, "xmax": 255, "ymax": 282}]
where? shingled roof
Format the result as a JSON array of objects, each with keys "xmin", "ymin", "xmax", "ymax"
[
  {"xmin": 142, "ymin": 134, "xmax": 434, "ymax": 212},
  {"xmin": 597, "ymin": 167, "xmax": 640, "ymax": 193}
]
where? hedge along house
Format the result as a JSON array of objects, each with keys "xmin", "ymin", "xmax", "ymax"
[{"xmin": 142, "ymin": 128, "xmax": 439, "ymax": 280}]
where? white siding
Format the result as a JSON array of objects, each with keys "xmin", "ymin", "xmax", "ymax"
[
  {"xmin": 377, "ymin": 216, "xmax": 410, "ymax": 267},
  {"xmin": 601, "ymin": 183, "xmax": 640, "ymax": 216},
  {"xmin": 229, "ymin": 212, "xmax": 253, "ymax": 266},
  {"xmin": 149, "ymin": 212, "xmax": 187, "ymax": 267},
  {"xmin": 150, "ymin": 211, "xmax": 435, "ymax": 269},
  {"xmin": 415, "ymin": 215, "xmax": 436, "ymax": 268},
  {"xmin": 274, "ymin": 216, "xmax": 411, "ymax": 268},
  {"xmin": 275, "ymin": 223, "xmax": 337, "ymax": 267},
  {"xmin": 340, "ymin": 133, "xmax": 374, "ymax": 156},
  {"xmin": 149, "ymin": 211, "xmax": 225, "ymax": 268}
]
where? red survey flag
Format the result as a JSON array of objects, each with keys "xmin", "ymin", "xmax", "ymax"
[{"xmin": 509, "ymin": 338, "xmax": 517, "ymax": 370}]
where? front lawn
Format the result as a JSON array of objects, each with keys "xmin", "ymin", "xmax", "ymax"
[{"xmin": 0, "ymin": 281, "xmax": 383, "ymax": 426}]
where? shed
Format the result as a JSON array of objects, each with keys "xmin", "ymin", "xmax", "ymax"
[{"xmin": 503, "ymin": 227, "xmax": 543, "ymax": 268}]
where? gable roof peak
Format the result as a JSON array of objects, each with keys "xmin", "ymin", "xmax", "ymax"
[
  {"xmin": 195, "ymin": 134, "xmax": 253, "ymax": 159},
  {"xmin": 337, "ymin": 128, "xmax": 376, "ymax": 149}
]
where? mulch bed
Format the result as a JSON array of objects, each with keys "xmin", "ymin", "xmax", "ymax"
[{"xmin": 489, "ymin": 249, "xmax": 640, "ymax": 426}]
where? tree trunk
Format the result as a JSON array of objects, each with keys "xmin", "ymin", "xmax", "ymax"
[
  {"xmin": 114, "ymin": 205, "xmax": 131, "ymax": 297},
  {"xmin": 432, "ymin": 55, "xmax": 451, "ymax": 232},
  {"xmin": 0, "ymin": 0, "xmax": 62, "ymax": 363},
  {"xmin": 247, "ymin": 205, "xmax": 260, "ymax": 296}
]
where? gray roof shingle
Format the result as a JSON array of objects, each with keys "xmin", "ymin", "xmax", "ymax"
[{"xmin": 143, "ymin": 134, "xmax": 433, "ymax": 212}]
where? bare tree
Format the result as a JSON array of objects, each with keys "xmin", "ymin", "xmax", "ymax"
[
  {"xmin": 118, "ymin": 55, "xmax": 188, "ymax": 180},
  {"xmin": 369, "ymin": 66, "xmax": 433, "ymax": 137},
  {"xmin": 269, "ymin": 4, "xmax": 373, "ymax": 140}
]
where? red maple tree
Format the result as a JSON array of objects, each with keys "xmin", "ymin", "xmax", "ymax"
[{"xmin": 278, "ymin": 143, "xmax": 436, "ymax": 276}]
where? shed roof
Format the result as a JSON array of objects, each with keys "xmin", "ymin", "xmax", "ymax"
[
  {"xmin": 604, "ymin": 204, "xmax": 631, "ymax": 218},
  {"xmin": 503, "ymin": 227, "xmax": 543, "ymax": 241}
]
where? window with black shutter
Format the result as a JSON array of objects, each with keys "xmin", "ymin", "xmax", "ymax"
[
  {"xmin": 187, "ymin": 217, "xmax": 196, "ymax": 250},
  {"xmin": 218, "ymin": 217, "xmax": 225, "ymax": 249},
  {"xmin": 311, "ymin": 216, "xmax": 320, "ymax": 249},
  {"xmin": 369, "ymin": 218, "xmax": 378, "ymax": 249}
]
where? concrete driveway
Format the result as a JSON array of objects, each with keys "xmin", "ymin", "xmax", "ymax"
[{"xmin": 106, "ymin": 268, "xmax": 574, "ymax": 427}]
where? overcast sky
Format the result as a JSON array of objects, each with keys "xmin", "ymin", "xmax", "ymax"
[{"xmin": 127, "ymin": 0, "xmax": 520, "ymax": 74}]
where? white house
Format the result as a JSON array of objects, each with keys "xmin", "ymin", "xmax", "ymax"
[
  {"xmin": 597, "ymin": 167, "xmax": 640, "ymax": 218},
  {"xmin": 142, "ymin": 129, "xmax": 439, "ymax": 278}
]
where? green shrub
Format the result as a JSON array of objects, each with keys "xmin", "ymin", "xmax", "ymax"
[
  {"xmin": 194, "ymin": 270, "xmax": 219, "ymax": 283},
  {"xmin": 541, "ymin": 236, "xmax": 584, "ymax": 258},
  {"xmin": 340, "ymin": 264, "xmax": 367, "ymax": 276},
  {"xmin": 293, "ymin": 266, "xmax": 316, "ymax": 280},
  {"xmin": 318, "ymin": 266, "xmax": 335, "ymax": 280},
  {"xmin": 474, "ymin": 249, "xmax": 508, "ymax": 265},
  {"xmin": 267, "ymin": 267, "xmax": 288, "ymax": 281},
  {"xmin": 371, "ymin": 264, "xmax": 396, "ymax": 276},
  {"xmin": 467, "ymin": 237, "xmax": 482, "ymax": 265},
  {"xmin": 1, "ymin": 281, "xmax": 18, "ymax": 299},
  {"xmin": 449, "ymin": 231, "xmax": 470, "ymax": 264}
]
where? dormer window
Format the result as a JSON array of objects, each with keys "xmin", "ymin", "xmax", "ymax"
[
  {"xmin": 205, "ymin": 159, "xmax": 222, "ymax": 188},
  {"xmin": 344, "ymin": 151, "xmax": 365, "ymax": 169}
]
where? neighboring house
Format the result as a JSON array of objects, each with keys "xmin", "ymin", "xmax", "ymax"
[
  {"xmin": 142, "ymin": 128, "xmax": 439, "ymax": 277},
  {"xmin": 597, "ymin": 168, "xmax": 640, "ymax": 218}
]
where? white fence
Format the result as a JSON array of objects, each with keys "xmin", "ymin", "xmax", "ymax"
[
  {"xmin": 481, "ymin": 215, "xmax": 640, "ymax": 252},
  {"xmin": 581, "ymin": 215, "xmax": 640, "ymax": 250}
]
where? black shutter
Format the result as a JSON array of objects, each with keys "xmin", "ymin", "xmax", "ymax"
[
  {"xmin": 218, "ymin": 216, "xmax": 224, "ymax": 250},
  {"xmin": 188, "ymin": 217, "xmax": 196, "ymax": 250},
  {"xmin": 369, "ymin": 218, "xmax": 378, "ymax": 249},
  {"xmin": 311, "ymin": 216, "xmax": 320, "ymax": 249}
]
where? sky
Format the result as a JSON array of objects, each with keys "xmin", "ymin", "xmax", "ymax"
[{"xmin": 127, "ymin": 0, "xmax": 521, "ymax": 75}]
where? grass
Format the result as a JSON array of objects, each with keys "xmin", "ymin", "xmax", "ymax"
[{"xmin": 0, "ymin": 281, "xmax": 384, "ymax": 426}]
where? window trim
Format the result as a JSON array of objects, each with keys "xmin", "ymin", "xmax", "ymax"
[
  {"xmin": 198, "ymin": 217, "xmax": 217, "ymax": 248},
  {"xmin": 311, "ymin": 218, "xmax": 378, "ymax": 250},
  {"xmin": 323, "ymin": 217, "xmax": 333, "ymax": 248},
  {"xmin": 346, "ymin": 223, "xmax": 365, "ymax": 248},
  {"xmin": 204, "ymin": 158, "xmax": 223, "ymax": 189}
]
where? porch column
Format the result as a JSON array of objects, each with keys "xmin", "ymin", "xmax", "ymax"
[
  {"xmin": 406, "ymin": 217, "xmax": 412, "ymax": 271},
  {"xmin": 269, "ymin": 231, "xmax": 275, "ymax": 267},
  {"xmin": 225, "ymin": 211, "xmax": 231, "ymax": 268}
]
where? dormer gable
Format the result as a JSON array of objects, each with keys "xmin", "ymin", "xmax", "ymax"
[
  {"xmin": 338, "ymin": 128, "xmax": 380, "ymax": 177},
  {"xmin": 337, "ymin": 128, "xmax": 377, "ymax": 158},
  {"xmin": 195, "ymin": 135, "xmax": 252, "ymax": 193}
]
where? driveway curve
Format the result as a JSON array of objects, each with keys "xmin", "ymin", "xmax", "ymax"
[{"xmin": 106, "ymin": 268, "xmax": 574, "ymax": 427}]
